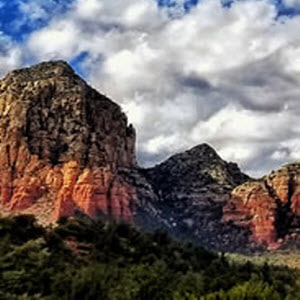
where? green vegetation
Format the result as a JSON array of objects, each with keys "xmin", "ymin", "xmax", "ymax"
[
  {"xmin": 228, "ymin": 251, "xmax": 300, "ymax": 270},
  {"xmin": 1, "ymin": 215, "xmax": 300, "ymax": 299}
]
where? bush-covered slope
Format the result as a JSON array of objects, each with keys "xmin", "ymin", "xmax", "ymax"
[{"xmin": 0, "ymin": 215, "xmax": 300, "ymax": 299}]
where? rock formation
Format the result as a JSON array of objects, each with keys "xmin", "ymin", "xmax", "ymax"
[
  {"xmin": 0, "ymin": 61, "xmax": 137, "ymax": 224},
  {"xmin": 4, "ymin": 60, "xmax": 300, "ymax": 252},
  {"xmin": 223, "ymin": 163, "xmax": 300, "ymax": 249},
  {"xmin": 138, "ymin": 144, "xmax": 252, "ymax": 251}
]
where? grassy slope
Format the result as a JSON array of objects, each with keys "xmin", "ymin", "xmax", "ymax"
[{"xmin": 228, "ymin": 252, "xmax": 300, "ymax": 270}]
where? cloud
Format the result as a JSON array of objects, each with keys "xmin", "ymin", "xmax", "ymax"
[
  {"xmin": 283, "ymin": 0, "xmax": 300, "ymax": 7},
  {"xmin": 3, "ymin": 0, "xmax": 300, "ymax": 176},
  {"xmin": 19, "ymin": 1, "xmax": 50, "ymax": 22},
  {"xmin": 0, "ymin": 33, "xmax": 22, "ymax": 76}
]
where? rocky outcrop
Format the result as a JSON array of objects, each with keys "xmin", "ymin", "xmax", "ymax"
[
  {"xmin": 223, "ymin": 163, "xmax": 300, "ymax": 249},
  {"xmin": 0, "ymin": 61, "xmax": 137, "ymax": 224},
  {"xmin": 137, "ymin": 144, "xmax": 252, "ymax": 251}
]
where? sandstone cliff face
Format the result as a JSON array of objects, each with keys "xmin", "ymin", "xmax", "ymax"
[
  {"xmin": 0, "ymin": 61, "xmax": 137, "ymax": 224},
  {"xmin": 223, "ymin": 163, "xmax": 300, "ymax": 249}
]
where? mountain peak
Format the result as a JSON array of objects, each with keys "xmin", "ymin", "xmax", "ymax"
[
  {"xmin": 6, "ymin": 60, "xmax": 76, "ymax": 82},
  {"xmin": 0, "ymin": 61, "xmax": 137, "ymax": 223},
  {"xmin": 141, "ymin": 143, "xmax": 250, "ymax": 251},
  {"xmin": 161, "ymin": 143, "xmax": 221, "ymax": 169},
  {"xmin": 0, "ymin": 60, "xmax": 135, "ymax": 167},
  {"xmin": 186, "ymin": 143, "xmax": 220, "ymax": 159},
  {"xmin": 146, "ymin": 142, "xmax": 248, "ymax": 191}
]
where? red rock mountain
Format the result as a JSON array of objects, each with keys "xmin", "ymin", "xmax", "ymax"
[
  {"xmin": 0, "ymin": 61, "xmax": 253, "ymax": 251},
  {"xmin": 0, "ymin": 61, "xmax": 137, "ymax": 224},
  {"xmin": 223, "ymin": 163, "xmax": 300, "ymax": 249},
  {"xmin": 3, "ymin": 61, "xmax": 300, "ymax": 252}
]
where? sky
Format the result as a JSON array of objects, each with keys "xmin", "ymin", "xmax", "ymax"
[{"xmin": 1, "ymin": 0, "xmax": 300, "ymax": 176}]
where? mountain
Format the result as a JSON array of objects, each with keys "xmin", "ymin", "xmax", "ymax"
[
  {"xmin": 0, "ymin": 61, "xmax": 137, "ymax": 224},
  {"xmin": 223, "ymin": 163, "xmax": 300, "ymax": 250},
  {"xmin": 136, "ymin": 144, "xmax": 252, "ymax": 251},
  {"xmin": 2, "ymin": 60, "xmax": 297, "ymax": 252}
]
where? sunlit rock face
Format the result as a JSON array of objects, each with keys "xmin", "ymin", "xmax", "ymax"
[
  {"xmin": 0, "ymin": 61, "xmax": 137, "ymax": 224},
  {"xmin": 223, "ymin": 163, "xmax": 300, "ymax": 249}
]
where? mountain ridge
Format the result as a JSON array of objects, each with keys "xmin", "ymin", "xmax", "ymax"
[{"xmin": 1, "ymin": 60, "xmax": 299, "ymax": 252}]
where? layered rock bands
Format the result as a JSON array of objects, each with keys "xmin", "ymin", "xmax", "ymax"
[
  {"xmin": 223, "ymin": 163, "xmax": 300, "ymax": 249},
  {"xmin": 0, "ymin": 61, "xmax": 137, "ymax": 224}
]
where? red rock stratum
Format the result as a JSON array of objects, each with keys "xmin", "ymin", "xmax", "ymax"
[
  {"xmin": 223, "ymin": 163, "xmax": 300, "ymax": 249},
  {"xmin": 0, "ymin": 61, "xmax": 137, "ymax": 224}
]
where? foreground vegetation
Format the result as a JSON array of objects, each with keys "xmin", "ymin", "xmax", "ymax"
[
  {"xmin": 1, "ymin": 215, "xmax": 300, "ymax": 299},
  {"xmin": 229, "ymin": 251, "xmax": 300, "ymax": 270}
]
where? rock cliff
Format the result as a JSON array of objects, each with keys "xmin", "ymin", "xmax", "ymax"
[
  {"xmin": 223, "ymin": 163, "xmax": 300, "ymax": 249},
  {"xmin": 0, "ymin": 61, "xmax": 137, "ymax": 224},
  {"xmin": 4, "ymin": 61, "xmax": 300, "ymax": 252}
]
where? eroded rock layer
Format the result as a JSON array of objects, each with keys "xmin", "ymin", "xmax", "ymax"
[
  {"xmin": 0, "ymin": 61, "xmax": 137, "ymax": 224},
  {"xmin": 223, "ymin": 163, "xmax": 300, "ymax": 249}
]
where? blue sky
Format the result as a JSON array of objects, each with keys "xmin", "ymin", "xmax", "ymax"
[
  {"xmin": 1, "ymin": 0, "xmax": 300, "ymax": 176},
  {"xmin": 0, "ymin": 1, "xmax": 298, "ymax": 43},
  {"xmin": 0, "ymin": 0, "xmax": 299, "ymax": 72},
  {"xmin": 0, "ymin": 0, "xmax": 75, "ymax": 41}
]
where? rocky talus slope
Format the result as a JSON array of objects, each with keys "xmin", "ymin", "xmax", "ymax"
[
  {"xmin": 0, "ymin": 61, "xmax": 137, "ymax": 224},
  {"xmin": 223, "ymin": 163, "xmax": 300, "ymax": 249}
]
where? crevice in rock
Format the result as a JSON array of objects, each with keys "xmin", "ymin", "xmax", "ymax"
[
  {"xmin": 106, "ymin": 178, "xmax": 114, "ymax": 219},
  {"xmin": 277, "ymin": 175, "xmax": 296, "ymax": 237},
  {"xmin": 50, "ymin": 143, "xmax": 69, "ymax": 165},
  {"xmin": 264, "ymin": 175, "xmax": 294, "ymax": 239}
]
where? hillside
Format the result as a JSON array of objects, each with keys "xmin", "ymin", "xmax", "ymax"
[{"xmin": 0, "ymin": 215, "xmax": 300, "ymax": 299}]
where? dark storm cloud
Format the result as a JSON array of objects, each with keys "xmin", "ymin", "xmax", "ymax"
[{"xmin": 179, "ymin": 74, "xmax": 212, "ymax": 91}]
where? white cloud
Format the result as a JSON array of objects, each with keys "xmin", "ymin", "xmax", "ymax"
[
  {"xmin": 283, "ymin": 0, "xmax": 300, "ymax": 7},
  {"xmin": 19, "ymin": 1, "xmax": 49, "ymax": 21},
  {"xmin": 0, "ymin": 34, "xmax": 22, "ymax": 77},
  {"xmin": 6, "ymin": 0, "xmax": 300, "ymax": 176}
]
